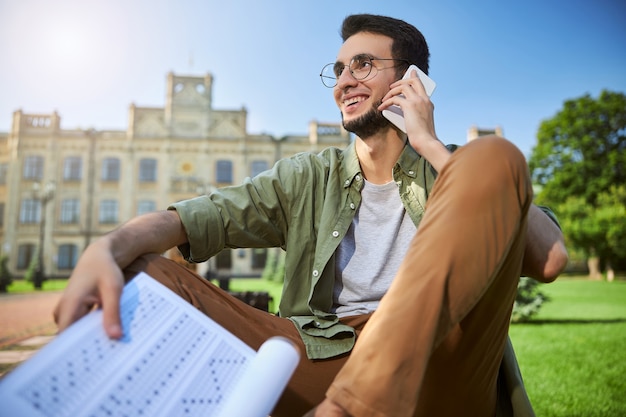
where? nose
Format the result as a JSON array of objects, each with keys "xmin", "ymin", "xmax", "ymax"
[{"xmin": 336, "ymin": 67, "xmax": 358, "ymax": 90}]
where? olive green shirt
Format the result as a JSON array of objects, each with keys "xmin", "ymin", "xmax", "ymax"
[{"xmin": 170, "ymin": 141, "xmax": 442, "ymax": 359}]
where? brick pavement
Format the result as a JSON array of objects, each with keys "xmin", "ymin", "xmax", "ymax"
[
  {"xmin": 0, "ymin": 291, "xmax": 61, "ymax": 377},
  {"xmin": 0, "ymin": 291, "xmax": 61, "ymax": 347}
]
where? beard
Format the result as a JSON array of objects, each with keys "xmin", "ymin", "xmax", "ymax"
[{"xmin": 341, "ymin": 100, "xmax": 391, "ymax": 139}]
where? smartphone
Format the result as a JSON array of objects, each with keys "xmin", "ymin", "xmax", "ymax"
[{"xmin": 382, "ymin": 64, "xmax": 436, "ymax": 133}]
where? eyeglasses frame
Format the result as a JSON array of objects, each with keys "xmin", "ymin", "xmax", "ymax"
[{"xmin": 320, "ymin": 55, "xmax": 410, "ymax": 88}]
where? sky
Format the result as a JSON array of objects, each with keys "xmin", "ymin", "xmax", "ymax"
[{"xmin": 0, "ymin": 0, "xmax": 625, "ymax": 157}]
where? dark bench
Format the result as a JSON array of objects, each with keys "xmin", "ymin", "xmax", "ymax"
[
  {"xmin": 228, "ymin": 291, "xmax": 273, "ymax": 312},
  {"xmin": 205, "ymin": 271, "xmax": 271, "ymax": 312},
  {"xmin": 207, "ymin": 273, "xmax": 262, "ymax": 290}
]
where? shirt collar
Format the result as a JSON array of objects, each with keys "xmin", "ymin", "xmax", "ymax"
[
  {"xmin": 340, "ymin": 141, "xmax": 363, "ymax": 189},
  {"xmin": 340, "ymin": 141, "xmax": 424, "ymax": 187},
  {"xmin": 395, "ymin": 143, "xmax": 421, "ymax": 179}
]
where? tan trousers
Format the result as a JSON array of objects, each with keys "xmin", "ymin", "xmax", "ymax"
[{"xmin": 125, "ymin": 136, "xmax": 534, "ymax": 417}]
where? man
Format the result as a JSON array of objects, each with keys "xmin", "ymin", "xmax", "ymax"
[{"xmin": 55, "ymin": 14, "xmax": 568, "ymax": 417}]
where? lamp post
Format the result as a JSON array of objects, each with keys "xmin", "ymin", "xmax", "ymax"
[
  {"xmin": 32, "ymin": 181, "xmax": 55, "ymax": 289},
  {"xmin": 84, "ymin": 128, "xmax": 96, "ymax": 249}
]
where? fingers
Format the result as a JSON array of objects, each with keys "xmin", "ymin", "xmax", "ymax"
[
  {"xmin": 398, "ymin": 68, "xmax": 428, "ymax": 97},
  {"xmin": 53, "ymin": 249, "xmax": 126, "ymax": 339},
  {"xmin": 100, "ymin": 274, "xmax": 125, "ymax": 339},
  {"xmin": 53, "ymin": 294, "xmax": 95, "ymax": 332},
  {"xmin": 380, "ymin": 77, "xmax": 431, "ymax": 115},
  {"xmin": 54, "ymin": 277, "xmax": 124, "ymax": 339}
]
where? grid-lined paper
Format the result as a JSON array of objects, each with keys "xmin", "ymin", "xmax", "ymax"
[{"xmin": 0, "ymin": 272, "xmax": 297, "ymax": 417}]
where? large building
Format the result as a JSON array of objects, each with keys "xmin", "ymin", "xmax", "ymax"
[{"xmin": 0, "ymin": 72, "xmax": 350, "ymax": 279}]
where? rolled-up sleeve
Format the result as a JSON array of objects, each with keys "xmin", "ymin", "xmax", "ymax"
[
  {"xmin": 168, "ymin": 160, "xmax": 295, "ymax": 263},
  {"xmin": 169, "ymin": 195, "xmax": 226, "ymax": 262}
]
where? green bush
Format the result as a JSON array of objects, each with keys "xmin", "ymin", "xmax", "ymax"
[
  {"xmin": 511, "ymin": 277, "xmax": 548, "ymax": 322},
  {"xmin": 0, "ymin": 255, "xmax": 13, "ymax": 293},
  {"xmin": 261, "ymin": 249, "xmax": 285, "ymax": 283},
  {"xmin": 23, "ymin": 248, "xmax": 44, "ymax": 290}
]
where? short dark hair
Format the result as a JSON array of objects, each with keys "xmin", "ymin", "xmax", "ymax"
[{"xmin": 341, "ymin": 14, "xmax": 430, "ymax": 76}]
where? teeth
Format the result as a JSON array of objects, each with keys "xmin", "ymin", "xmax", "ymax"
[{"xmin": 344, "ymin": 96, "xmax": 366, "ymax": 106}]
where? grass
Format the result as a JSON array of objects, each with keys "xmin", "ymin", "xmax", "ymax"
[
  {"xmin": 4, "ymin": 279, "xmax": 68, "ymax": 293},
  {"xmin": 510, "ymin": 278, "xmax": 626, "ymax": 417}
]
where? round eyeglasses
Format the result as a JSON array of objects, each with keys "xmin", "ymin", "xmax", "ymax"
[{"xmin": 320, "ymin": 54, "xmax": 409, "ymax": 88}]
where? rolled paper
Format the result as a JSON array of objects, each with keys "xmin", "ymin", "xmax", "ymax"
[{"xmin": 217, "ymin": 336, "xmax": 300, "ymax": 417}]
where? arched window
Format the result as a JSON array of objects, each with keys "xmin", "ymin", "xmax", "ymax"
[
  {"xmin": 139, "ymin": 158, "xmax": 157, "ymax": 182},
  {"xmin": 60, "ymin": 199, "xmax": 80, "ymax": 224},
  {"xmin": 251, "ymin": 160, "xmax": 269, "ymax": 177},
  {"xmin": 23, "ymin": 156, "xmax": 44, "ymax": 180},
  {"xmin": 137, "ymin": 200, "xmax": 156, "ymax": 216},
  {"xmin": 99, "ymin": 200, "xmax": 119, "ymax": 224},
  {"xmin": 216, "ymin": 160, "xmax": 233, "ymax": 184},
  {"xmin": 63, "ymin": 156, "xmax": 82, "ymax": 181},
  {"xmin": 58, "ymin": 244, "xmax": 79, "ymax": 269},
  {"xmin": 17, "ymin": 243, "xmax": 36, "ymax": 270},
  {"xmin": 102, "ymin": 158, "xmax": 121, "ymax": 181}
]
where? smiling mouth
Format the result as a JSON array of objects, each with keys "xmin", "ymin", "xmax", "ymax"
[{"xmin": 344, "ymin": 96, "xmax": 368, "ymax": 108}]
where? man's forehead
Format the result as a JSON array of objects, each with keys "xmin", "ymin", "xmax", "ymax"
[{"xmin": 335, "ymin": 32, "xmax": 393, "ymax": 63}]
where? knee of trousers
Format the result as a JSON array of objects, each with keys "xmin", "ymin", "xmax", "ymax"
[
  {"xmin": 464, "ymin": 135, "xmax": 529, "ymax": 178},
  {"xmin": 444, "ymin": 135, "xmax": 532, "ymax": 203}
]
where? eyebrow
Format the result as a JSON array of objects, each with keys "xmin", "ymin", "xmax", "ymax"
[{"xmin": 333, "ymin": 53, "xmax": 375, "ymax": 65}]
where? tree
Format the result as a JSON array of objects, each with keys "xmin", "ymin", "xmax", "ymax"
[
  {"xmin": 528, "ymin": 90, "xmax": 626, "ymax": 277},
  {"xmin": 554, "ymin": 186, "xmax": 626, "ymax": 279}
]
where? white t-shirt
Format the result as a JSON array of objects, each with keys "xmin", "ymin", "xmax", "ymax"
[{"xmin": 332, "ymin": 179, "xmax": 417, "ymax": 317}]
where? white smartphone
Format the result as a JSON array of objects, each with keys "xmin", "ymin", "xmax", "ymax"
[{"xmin": 382, "ymin": 64, "xmax": 436, "ymax": 133}]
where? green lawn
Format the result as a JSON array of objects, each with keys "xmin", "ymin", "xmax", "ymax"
[
  {"xmin": 510, "ymin": 278, "xmax": 626, "ymax": 417},
  {"xmin": 4, "ymin": 279, "xmax": 68, "ymax": 293}
]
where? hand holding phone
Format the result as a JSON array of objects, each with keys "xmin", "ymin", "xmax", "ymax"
[{"xmin": 382, "ymin": 65, "xmax": 436, "ymax": 133}]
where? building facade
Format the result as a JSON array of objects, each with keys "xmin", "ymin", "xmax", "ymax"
[
  {"xmin": 467, "ymin": 125, "xmax": 504, "ymax": 142},
  {"xmin": 0, "ymin": 72, "xmax": 350, "ymax": 278}
]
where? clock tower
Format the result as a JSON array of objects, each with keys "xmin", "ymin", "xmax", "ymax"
[{"xmin": 165, "ymin": 72, "xmax": 213, "ymax": 137}]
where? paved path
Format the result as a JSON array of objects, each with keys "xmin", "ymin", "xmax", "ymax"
[
  {"xmin": 0, "ymin": 291, "xmax": 62, "ymax": 377},
  {"xmin": 0, "ymin": 291, "xmax": 61, "ymax": 346}
]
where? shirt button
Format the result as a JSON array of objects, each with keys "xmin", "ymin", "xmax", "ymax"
[
  {"xmin": 350, "ymin": 203, "xmax": 355, "ymax": 210},
  {"xmin": 315, "ymin": 321, "xmax": 321, "ymax": 326},
  {"xmin": 408, "ymin": 170, "xmax": 415, "ymax": 175},
  {"xmin": 344, "ymin": 179, "xmax": 350, "ymax": 186},
  {"xmin": 332, "ymin": 231, "xmax": 339, "ymax": 237},
  {"xmin": 355, "ymin": 174, "xmax": 362, "ymax": 182},
  {"xmin": 312, "ymin": 270, "xmax": 319, "ymax": 277}
]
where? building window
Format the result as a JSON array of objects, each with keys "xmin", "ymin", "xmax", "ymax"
[
  {"xmin": 19, "ymin": 199, "xmax": 40, "ymax": 224},
  {"xmin": 23, "ymin": 156, "xmax": 44, "ymax": 180},
  {"xmin": 17, "ymin": 243, "xmax": 36, "ymax": 270},
  {"xmin": 99, "ymin": 199, "xmax": 119, "ymax": 224},
  {"xmin": 63, "ymin": 156, "xmax": 82, "ymax": 181},
  {"xmin": 58, "ymin": 244, "xmax": 79, "ymax": 269},
  {"xmin": 102, "ymin": 158, "xmax": 120, "ymax": 181},
  {"xmin": 139, "ymin": 158, "xmax": 157, "ymax": 182},
  {"xmin": 137, "ymin": 200, "xmax": 156, "ymax": 216},
  {"xmin": 60, "ymin": 199, "xmax": 80, "ymax": 224},
  {"xmin": 0, "ymin": 163, "xmax": 8, "ymax": 185},
  {"xmin": 251, "ymin": 160, "xmax": 268, "ymax": 177},
  {"xmin": 216, "ymin": 160, "xmax": 233, "ymax": 184},
  {"xmin": 251, "ymin": 248, "xmax": 267, "ymax": 269},
  {"xmin": 216, "ymin": 249, "xmax": 232, "ymax": 269}
]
